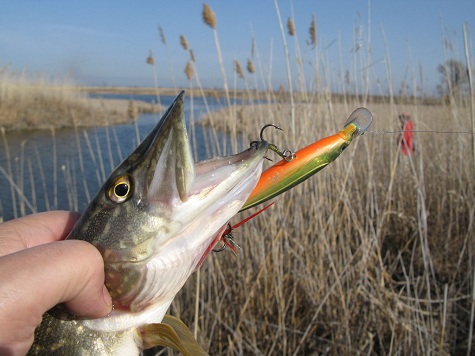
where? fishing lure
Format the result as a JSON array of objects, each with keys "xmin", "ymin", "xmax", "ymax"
[{"xmin": 241, "ymin": 107, "xmax": 373, "ymax": 211}]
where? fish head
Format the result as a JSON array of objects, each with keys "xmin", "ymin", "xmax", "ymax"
[{"xmin": 68, "ymin": 91, "xmax": 268, "ymax": 332}]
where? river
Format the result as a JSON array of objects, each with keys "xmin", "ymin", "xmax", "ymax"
[{"xmin": 0, "ymin": 93, "xmax": 247, "ymax": 222}]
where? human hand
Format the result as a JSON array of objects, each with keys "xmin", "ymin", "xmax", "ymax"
[{"xmin": 0, "ymin": 211, "xmax": 112, "ymax": 355}]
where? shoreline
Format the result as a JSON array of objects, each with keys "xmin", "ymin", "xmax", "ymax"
[
  {"xmin": 0, "ymin": 97, "xmax": 164, "ymax": 131},
  {"xmin": 1, "ymin": 84, "xmax": 445, "ymax": 132},
  {"xmin": 80, "ymin": 85, "xmax": 443, "ymax": 105}
]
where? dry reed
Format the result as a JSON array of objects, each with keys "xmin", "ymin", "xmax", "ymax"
[
  {"xmin": 202, "ymin": 3, "xmax": 217, "ymax": 29},
  {"xmin": 146, "ymin": 49, "xmax": 155, "ymax": 65},
  {"xmin": 173, "ymin": 6, "xmax": 474, "ymax": 354},
  {"xmin": 158, "ymin": 25, "xmax": 166, "ymax": 45},
  {"xmin": 247, "ymin": 59, "xmax": 255, "ymax": 74},
  {"xmin": 287, "ymin": 17, "xmax": 295, "ymax": 36},
  {"xmin": 184, "ymin": 61, "xmax": 194, "ymax": 81},
  {"xmin": 145, "ymin": 49, "xmax": 161, "ymax": 107},
  {"xmin": 0, "ymin": 69, "xmax": 159, "ymax": 130},
  {"xmin": 180, "ymin": 35, "xmax": 189, "ymax": 50},
  {"xmin": 189, "ymin": 49, "xmax": 196, "ymax": 62},
  {"xmin": 1, "ymin": 5, "xmax": 473, "ymax": 356},
  {"xmin": 192, "ymin": 99, "xmax": 474, "ymax": 355},
  {"xmin": 309, "ymin": 15, "xmax": 317, "ymax": 47},
  {"xmin": 201, "ymin": 2, "xmax": 234, "ymax": 154},
  {"xmin": 234, "ymin": 60, "xmax": 245, "ymax": 80}
]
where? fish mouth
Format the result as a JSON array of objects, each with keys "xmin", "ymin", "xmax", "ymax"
[
  {"xmin": 114, "ymin": 90, "xmax": 195, "ymax": 203},
  {"xmin": 125, "ymin": 90, "xmax": 269, "ymax": 225},
  {"xmin": 118, "ymin": 90, "xmax": 269, "ymax": 206},
  {"xmin": 96, "ymin": 90, "xmax": 269, "ymax": 263}
]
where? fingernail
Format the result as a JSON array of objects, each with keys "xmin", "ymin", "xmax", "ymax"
[{"xmin": 103, "ymin": 285, "xmax": 112, "ymax": 308}]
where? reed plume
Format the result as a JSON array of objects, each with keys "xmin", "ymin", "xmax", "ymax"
[
  {"xmin": 202, "ymin": 3, "xmax": 217, "ymax": 29},
  {"xmin": 234, "ymin": 60, "xmax": 245, "ymax": 79},
  {"xmin": 309, "ymin": 15, "xmax": 317, "ymax": 47},
  {"xmin": 247, "ymin": 59, "xmax": 255, "ymax": 74},
  {"xmin": 180, "ymin": 35, "xmax": 189, "ymax": 50},
  {"xmin": 146, "ymin": 49, "xmax": 155, "ymax": 65},
  {"xmin": 184, "ymin": 61, "xmax": 194, "ymax": 81},
  {"xmin": 287, "ymin": 17, "xmax": 295, "ymax": 36}
]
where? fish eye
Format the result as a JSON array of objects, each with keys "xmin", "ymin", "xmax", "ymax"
[{"xmin": 108, "ymin": 176, "xmax": 133, "ymax": 203}]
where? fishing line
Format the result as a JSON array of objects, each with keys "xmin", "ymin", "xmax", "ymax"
[{"xmin": 367, "ymin": 130, "xmax": 475, "ymax": 135}]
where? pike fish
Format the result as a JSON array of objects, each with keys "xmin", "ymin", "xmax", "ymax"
[{"xmin": 29, "ymin": 91, "xmax": 269, "ymax": 355}]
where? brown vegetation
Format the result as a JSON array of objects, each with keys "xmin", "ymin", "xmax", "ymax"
[
  {"xmin": 183, "ymin": 97, "xmax": 474, "ymax": 355},
  {"xmin": 2, "ymin": 3, "xmax": 474, "ymax": 354},
  {"xmin": 0, "ymin": 70, "xmax": 162, "ymax": 131}
]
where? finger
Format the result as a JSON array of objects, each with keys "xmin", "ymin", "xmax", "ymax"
[
  {"xmin": 0, "ymin": 240, "xmax": 112, "ymax": 353},
  {"xmin": 0, "ymin": 239, "xmax": 112, "ymax": 318},
  {"xmin": 0, "ymin": 211, "xmax": 80, "ymax": 256}
]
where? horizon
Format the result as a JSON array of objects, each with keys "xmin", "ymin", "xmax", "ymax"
[{"xmin": 1, "ymin": 1, "xmax": 474, "ymax": 97}]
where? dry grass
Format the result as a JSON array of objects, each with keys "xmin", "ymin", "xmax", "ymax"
[
  {"xmin": 177, "ymin": 98, "xmax": 475, "ymax": 355},
  {"xmin": 4, "ymin": 85, "xmax": 472, "ymax": 354},
  {"xmin": 0, "ymin": 69, "xmax": 161, "ymax": 130},
  {"xmin": 1, "ymin": 4, "xmax": 474, "ymax": 355}
]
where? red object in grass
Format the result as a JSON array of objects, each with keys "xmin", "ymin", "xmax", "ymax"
[{"xmin": 401, "ymin": 121, "xmax": 415, "ymax": 156}]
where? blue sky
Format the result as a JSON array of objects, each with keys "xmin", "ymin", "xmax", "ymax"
[{"xmin": 1, "ymin": 1, "xmax": 474, "ymax": 96}]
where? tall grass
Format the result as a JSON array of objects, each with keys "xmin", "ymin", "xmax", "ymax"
[
  {"xmin": 170, "ymin": 5, "xmax": 475, "ymax": 355},
  {"xmin": 1, "ymin": 3, "xmax": 474, "ymax": 355},
  {"xmin": 184, "ymin": 100, "xmax": 474, "ymax": 355}
]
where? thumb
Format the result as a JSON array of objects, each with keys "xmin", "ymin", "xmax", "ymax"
[{"xmin": 0, "ymin": 239, "xmax": 112, "ymax": 324}]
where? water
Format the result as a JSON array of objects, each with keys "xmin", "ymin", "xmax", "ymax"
[{"xmin": 0, "ymin": 94, "xmax": 246, "ymax": 222}]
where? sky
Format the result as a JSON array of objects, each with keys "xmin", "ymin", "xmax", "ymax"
[{"xmin": 1, "ymin": 1, "xmax": 474, "ymax": 96}]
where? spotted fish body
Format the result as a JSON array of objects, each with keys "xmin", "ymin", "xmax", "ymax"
[{"xmin": 29, "ymin": 91, "xmax": 269, "ymax": 355}]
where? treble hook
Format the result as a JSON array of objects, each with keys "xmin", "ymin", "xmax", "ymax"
[
  {"xmin": 260, "ymin": 124, "xmax": 283, "ymax": 141},
  {"xmin": 250, "ymin": 124, "xmax": 282, "ymax": 150},
  {"xmin": 213, "ymin": 223, "xmax": 232, "ymax": 253},
  {"xmin": 250, "ymin": 124, "xmax": 296, "ymax": 162}
]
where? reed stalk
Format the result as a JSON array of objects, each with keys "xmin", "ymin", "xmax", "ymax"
[
  {"xmin": 463, "ymin": 23, "xmax": 475, "ymax": 176},
  {"xmin": 1, "ymin": 7, "xmax": 474, "ymax": 355},
  {"xmin": 202, "ymin": 3, "xmax": 235, "ymax": 153},
  {"xmin": 1, "ymin": 128, "xmax": 17, "ymax": 218},
  {"xmin": 287, "ymin": 3, "xmax": 308, "ymax": 102},
  {"xmin": 274, "ymin": 0, "xmax": 296, "ymax": 145},
  {"xmin": 463, "ymin": 22, "xmax": 475, "ymax": 356},
  {"xmin": 157, "ymin": 26, "xmax": 177, "ymax": 87},
  {"xmin": 0, "ymin": 166, "xmax": 36, "ymax": 214},
  {"xmin": 180, "ymin": 33, "xmax": 220, "ymax": 157},
  {"xmin": 146, "ymin": 49, "xmax": 162, "ymax": 108}
]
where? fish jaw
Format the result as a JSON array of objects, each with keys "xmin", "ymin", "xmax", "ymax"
[{"xmin": 66, "ymin": 91, "xmax": 268, "ymax": 332}]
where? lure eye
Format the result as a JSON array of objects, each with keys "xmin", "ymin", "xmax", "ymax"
[
  {"xmin": 340, "ymin": 143, "xmax": 349, "ymax": 152},
  {"xmin": 108, "ymin": 176, "xmax": 133, "ymax": 203}
]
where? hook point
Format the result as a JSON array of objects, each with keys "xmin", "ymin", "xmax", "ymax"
[{"xmin": 260, "ymin": 124, "xmax": 283, "ymax": 141}]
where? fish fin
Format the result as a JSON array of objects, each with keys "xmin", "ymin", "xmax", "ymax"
[{"xmin": 140, "ymin": 315, "xmax": 208, "ymax": 356}]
